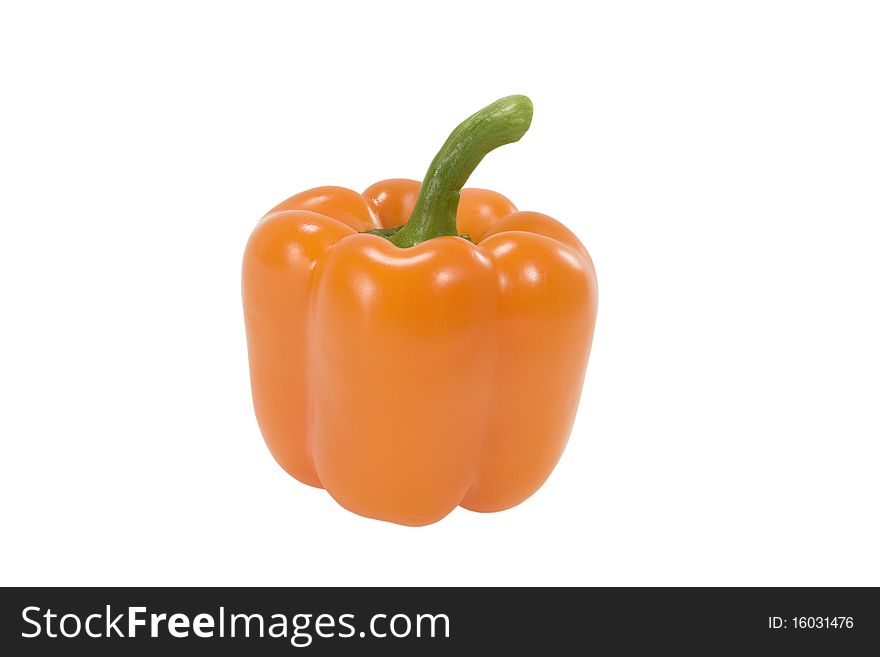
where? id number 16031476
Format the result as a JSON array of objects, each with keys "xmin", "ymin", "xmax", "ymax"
[{"xmin": 768, "ymin": 617, "xmax": 854, "ymax": 630}]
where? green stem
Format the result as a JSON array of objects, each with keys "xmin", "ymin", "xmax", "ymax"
[
  {"xmin": 390, "ymin": 95, "xmax": 533, "ymax": 248},
  {"xmin": 363, "ymin": 224, "xmax": 404, "ymax": 238}
]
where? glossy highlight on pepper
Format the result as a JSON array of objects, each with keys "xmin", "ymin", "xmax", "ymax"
[{"xmin": 242, "ymin": 96, "xmax": 598, "ymax": 526}]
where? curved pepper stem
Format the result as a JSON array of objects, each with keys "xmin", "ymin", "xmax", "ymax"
[{"xmin": 390, "ymin": 95, "xmax": 533, "ymax": 248}]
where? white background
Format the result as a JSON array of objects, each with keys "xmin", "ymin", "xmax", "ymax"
[{"xmin": 1, "ymin": 1, "xmax": 878, "ymax": 586}]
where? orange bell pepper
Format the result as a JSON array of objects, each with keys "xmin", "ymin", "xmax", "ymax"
[{"xmin": 242, "ymin": 96, "xmax": 598, "ymax": 526}]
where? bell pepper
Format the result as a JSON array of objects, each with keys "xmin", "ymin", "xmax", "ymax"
[{"xmin": 242, "ymin": 96, "xmax": 597, "ymax": 526}]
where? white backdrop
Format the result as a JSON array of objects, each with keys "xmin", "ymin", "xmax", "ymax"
[{"xmin": 1, "ymin": 1, "xmax": 878, "ymax": 586}]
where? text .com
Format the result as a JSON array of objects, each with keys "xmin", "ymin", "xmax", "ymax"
[{"xmin": 22, "ymin": 606, "xmax": 450, "ymax": 647}]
